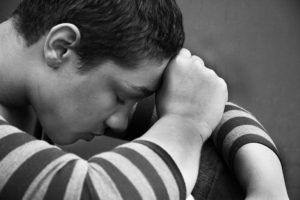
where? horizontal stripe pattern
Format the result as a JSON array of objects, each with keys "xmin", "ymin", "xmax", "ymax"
[
  {"xmin": 133, "ymin": 140, "xmax": 186, "ymax": 200},
  {"xmin": 0, "ymin": 148, "xmax": 66, "ymax": 200},
  {"xmin": 0, "ymin": 117, "xmax": 183, "ymax": 200},
  {"xmin": 80, "ymin": 173, "xmax": 100, "ymax": 200},
  {"xmin": 0, "ymin": 124, "xmax": 25, "ymax": 140},
  {"xmin": 44, "ymin": 160, "xmax": 77, "ymax": 200},
  {"xmin": 87, "ymin": 163, "xmax": 123, "ymax": 200},
  {"xmin": 0, "ymin": 140, "xmax": 56, "ymax": 191},
  {"xmin": 228, "ymin": 134, "xmax": 281, "ymax": 169},
  {"xmin": 92, "ymin": 157, "xmax": 144, "ymax": 199},
  {"xmin": 64, "ymin": 159, "xmax": 89, "ymax": 200},
  {"xmin": 0, "ymin": 132, "xmax": 35, "ymax": 161},
  {"xmin": 213, "ymin": 102, "xmax": 279, "ymax": 167},
  {"xmin": 113, "ymin": 147, "xmax": 169, "ymax": 200},
  {"xmin": 117, "ymin": 142, "xmax": 181, "ymax": 200},
  {"xmin": 91, "ymin": 152, "xmax": 157, "ymax": 200},
  {"xmin": 222, "ymin": 124, "xmax": 275, "ymax": 156},
  {"xmin": 23, "ymin": 154, "xmax": 79, "ymax": 200},
  {"xmin": 212, "ymin": 109, "xmax": 265, "ymax": 145},
  {"xmin": 224, "ymin": 102, "xmax": 250, "ymax": 113},
  {"xmin": 0, "ymin": 101, "xmax": 280, "ymax": 199}
]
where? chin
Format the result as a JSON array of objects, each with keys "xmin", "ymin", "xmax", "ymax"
[
  {"xmin": 46, "ymin": 131, "xmax": 79, "ymax": 146},
  {"xmin": 57, "ymin": 137, "xmax": 80, "ymax": 145}
]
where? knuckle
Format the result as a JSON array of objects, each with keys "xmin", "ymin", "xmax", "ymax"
[
  {"xmin": 175, "ymin": 52, "xmax": 186, "ymax": 60},
  {"xmin": 219, "ymin": 77, "xmax": 227, "ymax": 86},
  {"xmin": 192, "ymin": 58, "xmax": 205, "ymax": 68},
  {"xmin": 191, "ymin": 55, "xmax": 205, "ymax": 65},
  {"xmin": 179, "ymin": 48, "xmax": 192, "ymax": 57},
  {"xmin": 173, "ymin": 55, "xmax": 184, "ymax": 66},
  {"xmin": 173, "ymin": 56, "xmax": 181, "ymax": 64},
  {"xmin": 218, "ymin": 78, "xmax": 228, "ymax": 91},
  {"xmin": 204, "ymin": 68, "xmax": 216, "ymax": 76},
  {"xmin": 180, "ymin": 48, "xmax": 191, "ymax": 54}
]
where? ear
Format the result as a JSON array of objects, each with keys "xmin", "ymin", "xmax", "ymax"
[{"xmin": 44, "ymin": 23, "xmax": 81, "ymax": 69}]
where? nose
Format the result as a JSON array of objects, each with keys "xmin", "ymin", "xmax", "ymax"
[{"xmin": 105, "ymin": 107, "xmax": 130, "ymax": 133}]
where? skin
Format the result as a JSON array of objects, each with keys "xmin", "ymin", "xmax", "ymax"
[
  {"xmin": 31, "ymin": 59, "xmax": 167, "ymax": 145},
  {"xmin": 0, "ymin": 19, "xmax": 289, "ymax": 199},
  {"xmin": 0, "ymin": 20, "xmax": 167, "ymax": 145},
  {"xmin": 142, "ymin": 48, "xmax": 228, "ymax": 192},
  {"xmin": 236, "ymin": 144, "xmax": 289, "ymax": 200},
  {"xmin": 0, "ymin": 19, "xmax": 228, "ymax": 196}
]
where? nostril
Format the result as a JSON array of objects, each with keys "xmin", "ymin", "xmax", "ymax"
[
  {"xmin": 113, "ymin": 125, "xmax": 127, "ymax": 133},
  {"xmin": 104, "ymin": 127, "xmax": 113, "ymax": 135},
  {"xmin": 113, "ymin": 120, "xmax": 128, "ymax": 133},
  {"xmin": 105, "ymin": 113, "xmax": 129, "ymax": 134},
  {"xmin": 104, "ymin": 126, "xmax": 127, "ymax": 139}
]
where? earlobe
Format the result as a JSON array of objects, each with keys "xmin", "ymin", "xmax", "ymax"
[{"xmin": 44, "ymin": 23, "xmax": 81, "ymax": 69}]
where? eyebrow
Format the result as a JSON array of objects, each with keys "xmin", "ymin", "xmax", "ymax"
[
  {"xmin": 130, "ymin": 85, "xmax": 155, "ymax": 97},
  {"xmin": 125, "ymin": 82, "xmax": 156, "ymax": 98}
]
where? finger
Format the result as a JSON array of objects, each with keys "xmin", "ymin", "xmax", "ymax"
[
  {"xmin": 191, "ymin": 55, "xmax": 205, "ymax": 66},
  {"xmin": 180, "ymin": 48, "xmax": 192, "ymax": 57}
]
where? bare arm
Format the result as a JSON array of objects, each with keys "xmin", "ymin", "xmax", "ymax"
[
  {"xmin": 139, "ymin": 78, "xmax": 288, "ymax": 199},
  {"xmin": 236, "ymin": 144, "xmax": 289, "ymax": 200},
  {"xmin": 213, "ymin": 103, "xmax": 289, "ymax": 199},
  {"xmin": 0, "ymin": 48, "xmax": 228, "ymax": 199},
  {"xmin": 142, "ymin": 48, "xmax": 228, "ymax": 195}
]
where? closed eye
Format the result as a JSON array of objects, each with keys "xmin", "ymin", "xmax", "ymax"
[{"xmin": 116, "ymin": 95, "xmax": 125, "ymax": 105}]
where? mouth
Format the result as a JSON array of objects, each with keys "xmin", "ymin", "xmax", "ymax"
[
  {"xmin": 102, "ymin": 128, "xmax": 126, "ymax": 138},
  {"xmin": 81, "ymin": 129, "xmax": 105, "ymax": 141},
  {"xmin": 90, "ymin": 130, "xmax": 104, "ymax": 136},
  {"xmin": 82, "ymin": 133, "xmax": 95, "ymax": 142}
]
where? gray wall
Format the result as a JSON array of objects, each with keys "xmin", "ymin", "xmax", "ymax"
[
  {"xmin": 176, "ymin": 0, "xmax": 300, "ymax": 198},
  {"xmin": 1, "ymin": 0, "xmax": 299, "ymax": 198},
  {"xmin": 0, "ymin": 1, "xmax": 18, "ymax": 20}
]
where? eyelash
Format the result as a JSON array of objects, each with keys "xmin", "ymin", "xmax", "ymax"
[{"xmin": 116, "ymin": 95, "xmax": 125, "ymax": 105}]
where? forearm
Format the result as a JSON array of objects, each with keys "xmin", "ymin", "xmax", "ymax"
[
  {"xmin": 213, "ymin": 102, "xmax": 288, "ymax": 199},
  {"xmin": 139, "ymin": 115, "xmax": 204, "ymax": 195},
  {"xmin": 235, "ymin": 143, "xmax": 289, "ymax": 200},
  {"xmin": 0, "ymin": 117, "xmax": 188, "ymax": 199}
]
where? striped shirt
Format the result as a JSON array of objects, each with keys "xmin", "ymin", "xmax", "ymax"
[
  {"xmin": 212, "ymin": 102, "xmax": 279, "ymax": 169},
  {"xmin": 0, "ymin": 102, "xmax": 279, "ymax": 200}
]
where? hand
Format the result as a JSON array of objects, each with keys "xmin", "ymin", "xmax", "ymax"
[{"xmin": 156, "ymin": 48, "xmax": 228, "ymax": 141}]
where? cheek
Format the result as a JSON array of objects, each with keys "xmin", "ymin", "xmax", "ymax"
[
  {"xmin": 73, "ymin": 92, "xmax": 117, "ymax": 125},
  {"xmin": 43, "ymin": 87, "xmax": 118, "ymax": 136},
  {"xmin": 98, "ymin": 93, "xmax": 117, "ymax": 110}
]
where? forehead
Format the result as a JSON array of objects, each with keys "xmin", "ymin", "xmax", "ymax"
[
  {"xmin": 100, "ymin": 59, "xmax": 169, "ymax": 93},
  {"xmin": 124, "ymin": 59, "xmax": 168, "ymax": 85}
]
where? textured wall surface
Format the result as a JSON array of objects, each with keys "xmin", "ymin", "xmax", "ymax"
[{"xmin": 1, "ymin": 0, "xmax": 299, "ymax": 199}]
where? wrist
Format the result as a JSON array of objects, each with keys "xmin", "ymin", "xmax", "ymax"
[
  {"xmin": 142, "ymin": 114, "xmax": 204, "ymax": 194},
  {"xmin": 161, "ymin": 114, "xmax": 212, "ymax": 142}
]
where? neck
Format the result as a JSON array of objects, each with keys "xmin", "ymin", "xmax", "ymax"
[{"xmin": 0, "ymin": 19, "xmax": 30, "ymax": 107}]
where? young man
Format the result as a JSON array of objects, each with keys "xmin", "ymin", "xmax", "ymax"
[{"xmin": 0, "ymin": 0, "xmax": 288, "ymax": 199}]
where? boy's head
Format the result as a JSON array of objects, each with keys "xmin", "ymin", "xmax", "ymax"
[
  {"xmin": 9, "ymin": 0, "xmax": 184, "ymax": 144},
  {"xmin": 12, "ymin": 0, "xmax": 184, "ymax": 69}
]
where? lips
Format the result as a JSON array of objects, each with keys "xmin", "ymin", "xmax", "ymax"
[
  {"xmin": 90, "ymin": 130, "xmax": 104, "ymax": 136},
  {"xmin": 83, "ymin": 133, "xmax": 95, "ymax": 142}
]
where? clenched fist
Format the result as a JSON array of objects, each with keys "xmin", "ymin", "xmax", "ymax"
[{"xmin": 156, "ymin": 49, "xmax": 228, "ymax": 141}]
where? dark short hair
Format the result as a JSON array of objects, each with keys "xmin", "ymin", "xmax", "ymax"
[{"xmin": 12, "ymin": 0, "xmax": 185, "ymax": 69}]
